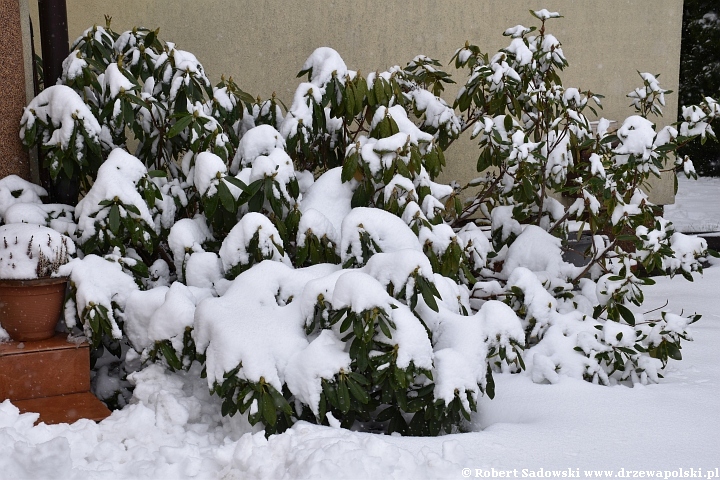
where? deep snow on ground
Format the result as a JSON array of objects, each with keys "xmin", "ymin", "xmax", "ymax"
[
  {"xmin": 1, "ymin": 176, "xmax": 720, "ymax": 480},
  {"xmin": 665, "ymin": 175, "xmax": 720, "ymax": 233}
]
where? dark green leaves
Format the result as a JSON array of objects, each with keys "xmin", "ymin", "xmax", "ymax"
[
  {"xmin": 217, "ymin": 180, "xmax": 235, "ymax": 211},
  {"xmin": 616, "ymin": 304, "xmax": 636, "ymax": 326},
  {"xmin": 167, "ymin": 114, "xmax": 193, "ymax": 138},
  {"xmin": 108, "ymin": 204, "xmax": 121, "ymax": 234}
]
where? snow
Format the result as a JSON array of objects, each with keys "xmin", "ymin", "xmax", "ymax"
[
  {"xmin": 501, "ymin": 225, "xmax": 574, "ymax": 279},
  {"xmin": 340, "ymin": 207, "xmax": 422, "ymax": 265},
  {"xmin": 0, "ymin": 223, "xmax": 75, "ymax": 280},
  {"xmin": 102, "ymin": 63, "xmax": 135, "ymax": 99},
  {"xmin": 20, "ymin": 85, "xmax": 101, "ymax": 149},
  {"xmin": 167, "ymin": 216, "xmax": 214, "ymax": 278},
  {"xmin": 407, "ymin": 89, "xmax": 461, "ymax": 135},
  {"xmin": 193, "ymin": 152, "xmax": 227, "ymax": 197},
  {"xmin": 232, "ymin": 124, "xmax": 286, "ymax": 173},
  {"xmin": 363, "ymin": 249, "xmax": 434, "ymax": 295},
  {"xmin": 614, "ymin": 115, "xmax": 656, "ymax": 160},
  {"xmin": 218, "ymin": 212, "xmax": 290, "ymax": 272},
  {"xmin": 280, "ymin": 82, "xmax": 324, "ymax": 141},
  {"xmin": 299, "ymin": 168, "xmax": 354, "ymax": 236},
  {"xmin": 124, "ymin": 286, "xmax": 170, "ymax": 351},
  {"xmin": 75, "ymin": 149, "xmax": 157, "ymax": 243},
  {"xmin": 194, "ymin": 261, "xmax": 333, "ymax": 390},
  {"xmin": 296, "ymin": 209, "xmax": 339, "ymax": 249},
  {"xmin": 1, "ymin": 178, "xmax": 720, "ymax": 478},
  {"xmin": 59, "ymin": 254, "xmax": 139, "ymax": 338},
  {"xmin": 371, "ymin": 105, "xmax": 434, "ymax": 146},
  {"xmin": 299, "ymin": 47, "xmax": 349, "ymax": 87},
  {"xmin": 61, "ymin": 50, "xmax": 88, "ymax": 81},
  {"xmin": 3, "ymin": 203, "xmax": 75, "ymax": 238},
  {"xmin": 665, "ymin": 175, "xmax": 720, "ymax": 232},
  {"xmin": 533, "ymin": 9, "xmax": 561, "ymax": 20},
  {"xmin": 284, "ymin": 330, "xmax": 351, "ymax": 416}
]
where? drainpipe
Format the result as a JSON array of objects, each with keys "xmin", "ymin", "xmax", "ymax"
[{"xmin": 37, "ymin": 0, "xmax": 78, "ymax": 205}]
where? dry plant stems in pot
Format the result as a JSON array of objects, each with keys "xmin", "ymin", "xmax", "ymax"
[{"xmin": 0, "ymin": 223, "xmax": 76, "ymax": 341}]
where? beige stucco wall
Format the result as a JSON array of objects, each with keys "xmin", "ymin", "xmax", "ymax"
[{"xmin": 29, "ymin": 0, "xmax": 683, "ymax": 203}]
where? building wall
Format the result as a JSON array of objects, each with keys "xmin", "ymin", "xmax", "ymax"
[
  {"xmin": 29, "ymin": 0, "xmax": 683, "ymax": 202},
  {"xmin": 1, "ymin": 0, "xmax": 32, "ymax": 181}
]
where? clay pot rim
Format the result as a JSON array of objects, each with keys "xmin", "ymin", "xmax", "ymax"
[{"xmin": 0, "ymin": 276, "xmax": 69, "ymax": 287}]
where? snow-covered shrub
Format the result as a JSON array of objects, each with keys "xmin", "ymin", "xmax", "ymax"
[{"xmin": 15, "ymin": 11, "xmax": 719, "ymax": 436}]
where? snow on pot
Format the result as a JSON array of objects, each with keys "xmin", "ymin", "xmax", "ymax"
[{"xmin": 0, "ymin": 223, "xmax": 76, "ymax": 342}]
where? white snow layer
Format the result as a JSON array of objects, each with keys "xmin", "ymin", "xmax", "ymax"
[{"xmin": 2, "ymin": 176, "xmax": 720, "ymax": 479}]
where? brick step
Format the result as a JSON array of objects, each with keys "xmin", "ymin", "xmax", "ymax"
[
  {"xmin": 1, "ymin": 334, "xmax": 109, "ymax": 425},
  {"xmin": 12, "ymin": 391, "xmax": 111, "ymax": 425},
  {"xmin": 0, "ymin": 334, "xmax": 90, "ymax": 401}
]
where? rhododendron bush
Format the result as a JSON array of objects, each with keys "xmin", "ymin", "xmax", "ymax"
[{"xmin": 6, "ymin": 10, "xmax": 718, "ymax": 436}]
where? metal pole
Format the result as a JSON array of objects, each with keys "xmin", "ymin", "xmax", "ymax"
[
  {"xmin": 37, "ymin": 0, "xmax": 68, "ymax": 87},
  {"xmin": 37, "ymin": 0, "xmax": 78, "ymax": 205}
]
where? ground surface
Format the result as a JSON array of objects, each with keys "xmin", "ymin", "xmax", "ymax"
[{"xmin": 1, "ymin": 175, "xmax": 719, "ymax": 480}]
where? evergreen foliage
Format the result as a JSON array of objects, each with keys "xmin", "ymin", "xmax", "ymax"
[
  {"xmin": 679, "ymin": 0, "xmax": 720, "ymax": 176},
  {"xmin": 13, "ymin": 11, "xmax": 719, "ymax": 436}
]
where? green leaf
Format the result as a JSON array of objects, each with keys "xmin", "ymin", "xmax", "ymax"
[
  {"xmin": 268, "ymin": 385, "xmax": 292, "ymax": 415},
  {"xmin": 341, "ymin": 152, "xmax": 359, "ymax": 183},
  {"xmin": 248, "ymin": 189, "xmax": 264, "ymax": 212},
  {"xmin": 418, "ymin": 277, "xmax": 439, "ymax": 312},
  {"xmin": 124, "ymin": 203, "xmax": 141, "ymax": 215},
  {"xmin": 288, "ymin": 178, "xmax": 300, "ymax": 199},
  {"xmin": 522, "ymin": 177, "xmax": 534, "ymax": 201},
  {"xmin": 616, "ymin": 304, "xmax": 636, "ymax": 326},
  {"xmin": 377, "ymin": 316, "xmax": 392, "ymax": 339},
  {"xmin": 322, "ymin": 380, "xmax": 339, "ymax": 409},
  {"xmin": 666, "ymin": 342, "xmax": 682, "ymax": 361},
  {"xmin": 223, "ymin": 175, "xmax": 249, "ymax": 191},
  {"xmin": 108, "ymin": 204, "xmax": 121, "ymax": 234},
  {"xmin": 353, "ymin": 315, "xmax": 364, "ymax": 340},
  {"xmin": 217, "ymin": 180, "xmax": 236, "ymax": 212},
  {"xmin": 221, "ymin": 398, "xmax": 236, "ymax": 417},
  {"xmin": 337, "ymin": 378, "xmax": 351, "ymax": 413},
  {"xmin": 374, "ymin": 79, "xmax": 388, "ymax": 105},
  {"xmin": 167, "ymin": 115, "xmax": 193, "ymax": 138},
  {"xmin": 204, "ymin": 190, "xmax": 219, "ymax": 218},
  {"xmin": 347, "ymin": 378, "xmax": 369, "ymax": 404},
  {"xmin": 375, "ymin": 406, "xmax": 396, "ymax": 422},
  {"xmin": 62, "ymin": 156, "xmax": 75, "ymax": 180},
  {"xmin": 158, "ymin": 341, "xmax": 182, "ymax": 370},
  {"xmin": 485, "ymin": 366, "xmax": 495, "ymax": 399},
  {"xmin": 348, "ymin": 372, "xmax": 369, "ymax": 385},
  {"xmin": 262, "ymin": 391, "xmax": 277, "ymax": 426}
]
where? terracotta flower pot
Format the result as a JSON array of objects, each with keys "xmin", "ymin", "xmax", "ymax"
[{"xmin": 0, "ymin": 277, "xmax": 68, "ymax": 342}]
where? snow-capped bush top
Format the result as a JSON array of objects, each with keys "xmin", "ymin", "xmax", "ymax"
[
  {"xmin": 102, "ymin": 63, "xmax": 136, "ymax": 99},
  {"xmin": 299, "ymin": 168, "xmax": 354, "ymax": 235},
  {"xmin": 75, "ymin": 149, "xmax": 157, "ymax": 243},
  {"xmin": 300, "ymin": 47, "xmax": 350, "ymax": 87},
  {"xmin": 232, "ymin": 124, "xmax": 286, "ymax": 173},
  {"xmin": 218, "ymin": 212, "xmax": 290, "ymax": 274},
  {"xmin": 20, "ymin": 85, "xmax": 101, "ymax": 148},
  {"xmin": 194, "ymin": 151, "xmax": 228, "ymax": 196},
  {"xmin": 340, "ymin": 207, "xmax": 422, "ymax": 266},
  {"xmin": 59, "ymin": 253, "xmax": 138, "ymax": 338},
  {"xmin": 614, "ymin": 115, "xmax": 657, "ymax": 160}
]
